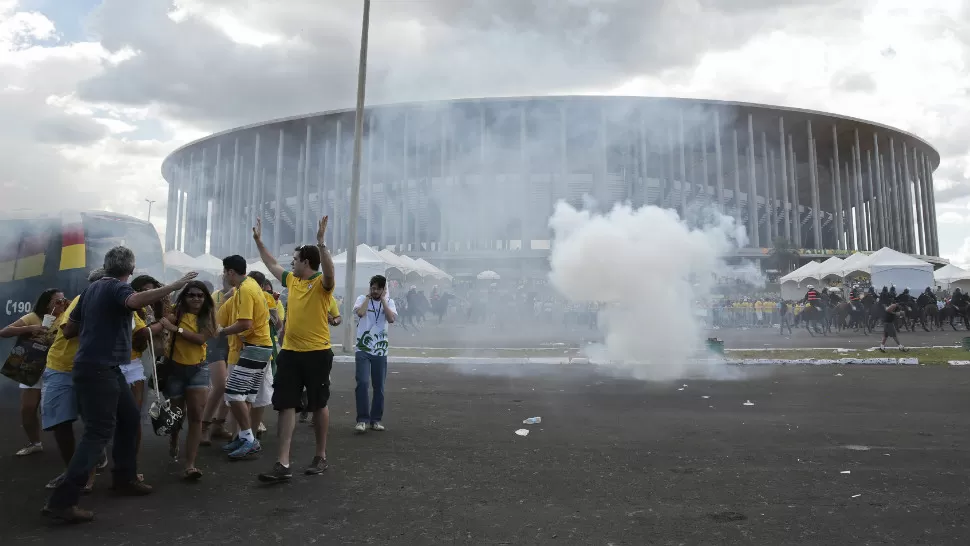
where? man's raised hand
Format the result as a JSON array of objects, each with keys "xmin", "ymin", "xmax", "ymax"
[
  {"xmin": 316, "ymin": 216, "xmax": 329, "ymax": 246},
  {"xmin": 253, "ymin": 217, "xmax": 263, "ymax": 242}
]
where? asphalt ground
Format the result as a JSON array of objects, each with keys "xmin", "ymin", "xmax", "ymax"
[{"xmin": 0, "ymin": 362, "xmax": 968, "ymax": 545}]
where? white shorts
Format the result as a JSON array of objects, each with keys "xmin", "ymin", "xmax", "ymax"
[
  {"xmin": 20, "ymin": 379, "xmax": 41, "ymax": 390},
  {"xmin": 225, "ymin": 362, "xmax": 273, "ymax": 406},
  {"xmin": 121, "ymin": 360, "xmax": 146, "ymax": 385}
]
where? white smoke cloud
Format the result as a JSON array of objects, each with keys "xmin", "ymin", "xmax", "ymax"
[{"xmin": 547, "ymin": 200, "xmax": 747, "ymax": 381}]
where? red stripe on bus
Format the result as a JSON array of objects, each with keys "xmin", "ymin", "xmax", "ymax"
[{"xmin": 62, "ymin": 224, "xmax": 85, "ymax": 247}]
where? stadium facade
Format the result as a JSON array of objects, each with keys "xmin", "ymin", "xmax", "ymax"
[{"xmin": 161, "ymin": 96, "xmax": 943, "ymax": 277}]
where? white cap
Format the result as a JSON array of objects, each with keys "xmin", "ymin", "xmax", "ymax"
[{"xmin": 807, "ymin": 285, "xmax": 814, "ymax": 289}]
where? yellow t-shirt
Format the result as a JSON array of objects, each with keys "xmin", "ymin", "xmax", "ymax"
[
  {"xmin": 281, "ymin": 271, "xmax": 332, "ymax": 352},
  {"xmin": 19, "ymin": 313, "xmax": 42, "ymax": 328},
  {"xmin": 213, "ymin": 290, "xmax": 226, "ymax": 310},
  {"xmin": 234, "ymin": 277, "xmax": 271, "ymax": 347},
  {"xmin": 218, "ymin": 294, "xmax": 242, "ymax": 365},
  {"xmin": 46, "ymin": 296, "xmax": 80, "ymax": 373},
  {"xmin": 328, "ymin": 296, "xmax": 340, "ymax": 318},
  {"xmin": 276, "ymin": 300, "xmax": 285, "ymax": 322},
  {"xmin": 167, "ymin": 313, "xmax": 207, "ymax": 365},
  {"xmin": 131, "ymin": 312, "xmax": 147, "ymax": 361}
]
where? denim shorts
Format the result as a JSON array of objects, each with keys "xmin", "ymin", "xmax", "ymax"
[
  {"xmin": 205, "ymin": 337, "xmax": 229, "ymax": 364},
  {"xmin": 40, "ymin": 368, "xmax": 78, "ymax": 430},
  {"xmin": 164, "ymin": 362, "xmax": 210, "ymax": 398}
]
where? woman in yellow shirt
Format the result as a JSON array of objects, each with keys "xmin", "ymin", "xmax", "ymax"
[
  {"xmin": 159, "ymin": 280, "xmax": 217, "ymax": 480},
  {"xmin": 0, "ymin": 287, "xmax": 67, "ymax": 456}
]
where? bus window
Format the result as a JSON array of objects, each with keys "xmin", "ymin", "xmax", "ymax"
[{"xmin": 82, "ymin": 213, "xmax": 164, "ymax": 277}]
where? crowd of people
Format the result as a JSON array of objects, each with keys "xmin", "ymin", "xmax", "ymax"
[{"xmin": 0, "ymin": 215, "xmax": 399, "ymax": 524}]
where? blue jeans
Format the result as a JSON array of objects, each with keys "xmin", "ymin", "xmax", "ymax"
[
  {"xmin": 48, "ymin": 365, "xmax": 140, "ymax": 509},
  {"xmin": 355, "ymin": 352, "xmax": 387, "ymax": 423}
]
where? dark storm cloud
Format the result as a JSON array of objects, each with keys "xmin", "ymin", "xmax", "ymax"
[{"xmin": 77, "ymin": 0, "xmax": 858, "ymax": 131}]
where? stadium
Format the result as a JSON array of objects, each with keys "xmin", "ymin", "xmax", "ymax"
[{"xmin": 161, "ymin": 96, "xmax": 943, "ymax": 278}]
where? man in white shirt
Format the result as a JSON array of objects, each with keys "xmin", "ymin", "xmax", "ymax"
[{"xmin": 353, "ymin": 275, "xmax": 397, "ymax": 433}]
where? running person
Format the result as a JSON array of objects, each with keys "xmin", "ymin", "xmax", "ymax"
[
  {"xmin": 880, "ymin": 303, "xmax": 905, "ymax": 352},
  {"xmin": 253, "ymin": 216, "xmax": 336, "ymax": 482},
  {"xmin": 218, "ymin": 255, "xmax": 274, "ymax": 460}
]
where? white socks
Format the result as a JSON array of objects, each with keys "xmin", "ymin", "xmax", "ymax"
[{"xmin": 239, "ymin": 428, "xmax": 255, "ymax": 442}]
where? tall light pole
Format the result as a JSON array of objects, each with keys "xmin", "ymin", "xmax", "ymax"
[
  {"xmin": 342, "ymin": 0, "xmax": 371, "ymax": 353},
  {"xmin": 145, "ymin": 198, "xmax": 156, "ymax": 223}
]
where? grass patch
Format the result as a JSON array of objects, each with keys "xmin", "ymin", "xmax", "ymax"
[{"xmin": 726, "ymin": 347, "xmax": 969, "ymax": 365}]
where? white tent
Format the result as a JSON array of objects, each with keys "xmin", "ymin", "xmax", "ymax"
[
  {"xmin": 377, "ymin": 249, "xmax": 415, "ymax": 274},
  {"xmin": 333, "ymin": 244, "xmax": 393, "ymax": 298},
  {"xmin": 477, "ymin": 270, "xmax": 501, "ymax": 280},
  {"xmin": 863, "ymin": 247, "xmax": 933, "ymax": 290},
  {"xmin": 398, "ymin": 255, "xmax": 429, "ymax": 276},
  {"xmin": 415, "ymin": 258, "xmax": 452, "ymax": 280},
  {"xmin": 837, "ymin": 252, "xmax": 872, "ymax": 278},
  {"xmin": 934, "ymin": 263, "xmax": 966, "ymax": 286},
  {"xmin": 815, "ymin": 257, "xmax": 845, "ymax": 280},
  {"xmin": 164, "ymin": 250, "xmax": 197, "ymax": 273},
  {"xmin": 193, "ymin": 254, "xmax": 224, "ymax": 275},
  {"xmin": 779, "ymin": 261, "xmax": 822, "ymax": 283},
  {"xmin": 247, "ymin": 259, "xmax": 271, "ymax": 277}
]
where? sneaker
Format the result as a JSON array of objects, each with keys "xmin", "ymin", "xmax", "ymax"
[
  {"xmin": 15, "ymin": 442, "xmax": 42, "ymax": 456},
  {"xmin": 305, "ymin": 456, "xmax": 328, "ymax": 476},
  {"xmin": 111, "ymin": 480, "xmax": 153, "ymax": 496},
  {"xmin": 258, "ymin": 462, "xmax": 293, "ymax": 483},
  {"xmin": 228, "ymin": 438, "xmax": 261, "ymax": 460},
  {"xmin": 256, "ymin": 422, "xmax": 267, "ymax": 439},
  {"xmin": 370, "ymin": 422, "xmax": 385, "ymax": 432},
  {"xmin": 41, "ymin": 504, "xmax": 94, "ymax": 524},
  {"xmin": 354, "ymin": 422, "xmax": 367, "ymax": 433},
  {"xmin": 96, "ymin": 451, "xmax": 109, "ymax": 471},
  {"xmin": 45, "ymin": 472, "xmax": 66, "ymax": 490},
  {"xmin": 222, "ymin": 436, "xmax": 245, "ymax": 453}
]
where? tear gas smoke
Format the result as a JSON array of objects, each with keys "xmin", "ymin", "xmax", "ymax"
[{"xmin": 548, "ymin": 200, "xmax": 748, "ymax": 381}]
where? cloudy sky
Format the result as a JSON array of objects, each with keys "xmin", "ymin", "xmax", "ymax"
[{"xmin": 3, "ymin": 0, "xmax": 970, "ymax": 263}]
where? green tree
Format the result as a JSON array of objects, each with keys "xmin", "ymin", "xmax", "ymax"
[{"xmin": 769, "ymin": 237, "xmax": 799, "ymax": 275}]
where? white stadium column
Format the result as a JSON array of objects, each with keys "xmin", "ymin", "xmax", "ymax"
[
  {"xmin": 911, "ymin": 147, "xmax": 926, "ymax": 254},
  {"xmin": 924, "ymin": 153, "xmax": 939, "ymax": 255},
  {"xmin": 873, "ymin": 135, "xmax": 888, "ymax": 249},
  {"xmin": 301, "ymin": 125, "xmax": 312, "ymax": 245},
  {"xmin": 273, "ymin": 129, "xmax": 284, "ymax": 255},
  {"xmin": 761, "ymin": 132, "xmax": 772, "ymax": 242},
  {"xmin": 778, "ymin": 118, "xmax": 791, "ymax": 242},
  {"xmin": 746, "ymin": 114, "xmax": 759, "ymax": 247},
  {"xmin": 714, "ymin": 111, "xmax": 725, "ymax": 211},
  {"xmin": 401, "ymin": 112, "xmax": 409, "ymax": 252},
  {"xmin": 807, "ymin": 121, "xmax": 822, "ymax": 249},
  {"xmin": 866, "ymin": 150, "xmax": 879, "ymax": 248},
  {"xmin": 788, "ymin": 135, "xmax": 800, "ymax": 246},
  {"xmin": 831, "ymin": 126, "xmax": 845, "ymax": 250},
  {"xmin": 679, "ymin": 111, "xmax": 688, "ymax": 217},
  {"xmin": 165, "ymin": 167, "xmax": 177, "ymax": 251}
]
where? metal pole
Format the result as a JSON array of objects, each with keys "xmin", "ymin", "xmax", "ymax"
[
  {"xmin": 145, "ymin": 199, "xmax": 155, "ymax": 223},
  {"xmin": 831, "ymin": 125, "xmax": 844, "ymax": 250},
  {"xmin": 343, "ymin": 0, "xmax": 370, "ymax": 354},
  {"xmin": 746, "ymin": 114, "xmax": 759, "ymax": 247},
  {"xmin": 274, "ymin": 129, "xmax": 284, "ymax": 255}
]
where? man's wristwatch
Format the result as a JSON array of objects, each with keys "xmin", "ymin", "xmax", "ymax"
[{"xmin": 177, "ymin": 327, "xmax": 184, "ymax": 335}]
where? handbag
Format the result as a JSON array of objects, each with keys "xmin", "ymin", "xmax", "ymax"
[
  {"xmin": 1, "ymin": 333, "xmax": 51, "ymax": 387},
  {"xmin": 147, "ymin": 322, "xmax": 184, "ymax": 436}
]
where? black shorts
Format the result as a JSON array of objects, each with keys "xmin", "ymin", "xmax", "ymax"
[
  {"xmin": 883, "ymin": 322, "xmax": 897, "ymax": 337},
  {"xmin": 272, "ymin": 348, "xmax": 333, "ymax": 412}
]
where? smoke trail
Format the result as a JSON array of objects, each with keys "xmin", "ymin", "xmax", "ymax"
[{"xmin": 547, "ymin": 200, "xmax": 747, "ymax": 381}]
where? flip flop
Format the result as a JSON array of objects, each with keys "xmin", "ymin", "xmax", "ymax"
[{"xmin": 183, "ymin": 468, "xmax": 202, "ymax": 481}]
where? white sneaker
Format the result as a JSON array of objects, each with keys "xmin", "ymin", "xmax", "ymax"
[
  {"xmin": 15, "ymin": 442, "xmax": 42, "ymax": 456},
  {"xmin": 370, "ymin": 422, "xmax": 385, "ymax": 432},
  {"xmin": 354, "ymin": 422, "xmax": 367, "ymax": 433}
]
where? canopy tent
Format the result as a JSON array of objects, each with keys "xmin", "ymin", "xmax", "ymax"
[
  {"xmin": 934, "ymin": 263, "xmax": 966, "ymax": 286},
  {"xmin": 477, "ymin": 270, "xmax": 501, "ymax": 281},
  {"xmin": 377, "ymin": 249, "xmax": 415, "ymax": 274},
  {"xmin": 814, "ymin": 257, "xmax": 845, "ymax": 280},
  {"xmin": 247, "ymin": 259, "xmax": 272, "ymax": 277},
  {"xmin": 332, "ymin": 244, "xmax": 392, "ymax": 298},
  {"xmin": 193, "ymin": 254, "xmax": 224, "ymax": 275},
  {"xmin": 164, "ymin": 250, "xmax": 196, "ymax": 272},
  {"xmin": 779, "ymin": 261, "xmax": 821, "ymax": 283},
  {"xmin": 415, "ymin": 258, "xmax": 452, "ymax": 280},
  {"xmin": 863, "ymin": 247, "xmax": 933, "ymax": 290},
  {"xmin": 837, "ymin": 252, "xmax": 872, "ymax": 278}
]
